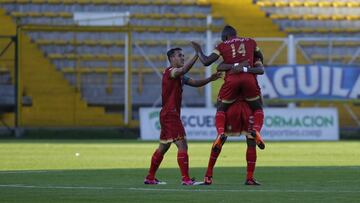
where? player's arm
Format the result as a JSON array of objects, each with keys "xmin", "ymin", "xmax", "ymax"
[
  {"xmin": 185, "ymin": 72, "xmax": 222, "ymax": 87},
  {"xmin": 254, "ymin": 47, "xmax": 264, "ymax": 63},
  {"xmin": 171, "ymin": 54, "xmax": 198, "ymax": 78},
  {"xmin": 191, "ymin": 41, "xmax": 219, "ymax": 66},
  {"xmin": 217, "ymin": 61, "xmax": 264, "ymax": 75},
  {"xmin": 217, "ymin": 60, "xmax": 249, "ymax": 72}
]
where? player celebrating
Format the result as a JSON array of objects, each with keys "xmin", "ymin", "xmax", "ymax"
[
  {"xmin": 191, "ymin": 25, "xmax": 265, "ymax": 151},
  {"xmin": 144, "ymin": 47, "xmax": 221, "ymax": 185},
  {"xmin": 202, "ymin": 99, "xmax": 261, "ymax": 185}
]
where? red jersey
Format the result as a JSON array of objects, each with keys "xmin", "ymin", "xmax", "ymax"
[
  {"xmin": 161, "ymin": 67, "xmax": 184, "ymax": 115},
  {"xmin": 213, "ymin": 36, "xmax": 259, "ymax": 68}
]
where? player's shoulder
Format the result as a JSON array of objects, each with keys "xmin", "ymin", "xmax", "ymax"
[{"xmin": 238, "ymin": 36, "xmax": 256, "ymax": 42}]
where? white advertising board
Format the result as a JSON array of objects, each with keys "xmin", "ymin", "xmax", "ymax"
[{"xmin": 140, "ymin": 107, "xmax": 339, "ymax": 141}]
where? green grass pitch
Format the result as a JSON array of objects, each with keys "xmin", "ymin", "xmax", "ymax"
[{"xmin": 0, "ymin": 140, "xmax": 360, "ymax": 202}]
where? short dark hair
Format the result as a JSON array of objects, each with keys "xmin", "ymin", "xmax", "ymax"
[
  {"xmin": 221, "ymin": 25, "xmax": 237, "ymax": 41},
  {"xmin": 167, "ymin": 47, "xmax": 182, "ymax": 62}
]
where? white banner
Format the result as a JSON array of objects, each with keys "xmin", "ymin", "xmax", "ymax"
[{"xmin": 140, "ymin": 107, "xmax": 339, "ymax": 141}]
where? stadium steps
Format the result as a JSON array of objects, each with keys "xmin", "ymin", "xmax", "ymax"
[
  {"xmin": 18, "ymin": 31, "xmax": 124, "ymax": 127},
  {"xmin": 210, "ymin": 0, "xmax": 285, "ymax": 37},
  {"xmin": 0, "ymin": 8, "xmax": 16, "ymax": 127}
]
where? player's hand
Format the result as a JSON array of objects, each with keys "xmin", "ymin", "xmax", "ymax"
[
  {"xmin": 210, "ymin": 72, "xmax": 222, "ymax": 81},
  {"xmin": 229, "ymin": 61, "xmax": 250, "ymax": 74},
  {"xmin": 190, "ymin": 41, "xmax": 201, "ymax": 53}
]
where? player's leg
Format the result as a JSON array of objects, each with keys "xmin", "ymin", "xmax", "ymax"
[
  {"xmin": 144, "ymin": 142, "xmax": 171, "ymax": 184},
  {"xmin": 174, "ymin": 138, "xmax": 195, "ymax": 185},
  {"xmin": 215, "ymin": 77, "xmax": 238, "ymax": 136},
  {"xmin": 246, "ymin": 99, "xmax": 265, "ymax": 150},
  {"xmin": 215, "ymin": 100, "xmax": 232, "ymax": 136},
  {"xmin": 202, "ymin": 133, "xmax": 228, "ymax": 185},
  {"xmin": 244, "ymin": 136, "xmax": 261, "ymax": 185},
  {"xmin": 241, "ymin": 76, "xmax": 265, "ymax": 150}
]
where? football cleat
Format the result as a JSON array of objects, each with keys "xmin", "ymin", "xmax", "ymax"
[
  {"xmin": 144, "ymin": 178, "xmax": 167, "ymax": 185},
  {"xmin": 252, "ymin": 130, "xmax": 265, "ymax": 150},
  {"xmin": 182, "ymin": 177, "xmax": 201, "ymax": 185},
  {"xmin": 244, "ymin": 178, "xmax": 261, "ymax": 186},
  {"xmin": 202, "ymin": 176, "xmax": 213, "ymax": 185}
]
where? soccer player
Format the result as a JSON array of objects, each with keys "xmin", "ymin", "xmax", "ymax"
[
  {"xmin": 191, "ymin": 25, "xmax": 266, "ymax": 151},
  {"xmin": 202, "ymin": 99, "xmax": 261, "ymax": 185},
  {"xmin": 144, "ymin": 47, "xmax": 221, "ymax": 185}
]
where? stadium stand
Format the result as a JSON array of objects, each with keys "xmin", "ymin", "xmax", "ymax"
[
  {"xmin": 255, "ymin": 0, "xmax": 360, "ymax": 64},
  {"xmin": 0, "ymin": 0, "xmax": 223, "ymax": 127}
]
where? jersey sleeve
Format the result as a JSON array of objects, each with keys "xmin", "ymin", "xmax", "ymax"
[
  {"xmin": 212, "ymin": 43, "xmax": 221, "ymax": 56},
  {"xmin": 169, "ymin": 68, "xmax": 176, "ymax": 78}
]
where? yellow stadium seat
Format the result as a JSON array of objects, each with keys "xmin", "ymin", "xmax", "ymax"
[
  {"xmin": 131, "ymin": 13, "xmax": 147, "ymax": 19},
  {"xmin": 300, "ymin": 27, "xmax": 316, "ymax": 33},
  {"xmin": 317, "ymin": 15, "xmax": 332, "ymax": 20},
  {"xmin": 11, "ymin": 12, "xmax": 27, "ymax": 17},
  {"xmin": 303, "ymin": 14, "xmax": 317, "ymax": 20},
  {"xmin": 42, "ymin": 12, "xmax": 58, "ymax": 18},
  {"xmin": 333, "ymin": 1, "xmax": 347, "ymax": 7},
  {"xmin": 304, "ymin": 1, "xmax": 318, "ymax": 7},
  {"xmin": 163, "ymin": 27, "xmax": 177, "ymax": 32},
  {"xmin": 256, "ymin": 1, "xmax": 274, "ymax": 7},
  {"xmin": 316, "ymin": 28, "xmax": 331, "ymax": 33},
  {"xmin": 46, "ymin": 0, "xmax": 62, "ymax": 4},
  {"xmin": 31, "ymin": 0, "xmax": 47, "ymax": 3},
  {"xmin": 0, "ymin": 0, "xmax": 15, "ymax": 3},
  {"xmin": 177, "ymin": 27, "xmax": 191, "ymax": 32},
  {"xmin": 347, "ymin": 15, "xmax": 360, "ymax": 21},
  {"xmin": 331, "ymin": 28, "xmax": 346, "ymax": 33},
  {"xmin": 289, "ymin": 1, "xmax": 303, "ymax": 7},
  {"xmin": 274, "ymin": 1, "xmax": 288, "ymax": 7},
  {"xmin": 193, "ymin": 13, "xmax": 206, "ymax": 19},
  {"xmin": 178, "ymin": 13, "xmax": 192, "ymax": 19},
  {"xmin": 332, "ymin": 15, "xmax": 346, "ymax": 21},
  {"xmin": 318, "ymin": 1, "xmax": 332, "ymax": 7},
  {"xmin": 180, "ymin": 0, "xmax": 196, "ymax": 6},
  {"xmin": 347, "ymin": 1, "xmax": 360, "ymax": 8},
  {"xmin": 15, "ymin": 0, "xmax": 29, "ymax": 3},
  {"xmin": 270, "ymin": 14, "xmax": 288, "ymax": 20},
  {"xmin": 288, "ymin": 15, "xmax": 302, "ymax": 20},
  {"xmin": 192, "ymin": 26, "xmax": 206, "ymax": 32},
  {"xmin": 149, "ymin": 13, "xmax": 162, "ymax": 19},
  {"xmin": 163, "ymin": 13, "xmax": 177, "ymax": 19},
  {"xmin": 146, "ymin": 26, "xmax": 162, "ymax": 32},
  {"xmin": 28, "ymin": 12, "xmax": 42, "ymax": 17},
  {"xmin": 132, "ymin": 26, "xmax": 147, "ymax": 32},
  {"xmin": 345, "ymin": 28, "xmax": 360, "ymax": 33}
]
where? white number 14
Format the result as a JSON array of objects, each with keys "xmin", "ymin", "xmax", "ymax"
[{"xmin": 230, "ymin": 43, "xmax": 246, "ymax": 58}]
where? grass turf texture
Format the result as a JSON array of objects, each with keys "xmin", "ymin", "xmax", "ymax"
[{"xmin": 0, "ymin": 140, "xmax": 359, "ymax": 202}]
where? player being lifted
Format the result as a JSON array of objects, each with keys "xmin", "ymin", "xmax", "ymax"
[
  {"xmin": 191, "ymin": 25, "xmax": 266, "ymax": 153},
  {"xmin": 144, "ymin": 47, "xmax": 221, "ymax": 185},
  {"xmin": 202, "ymin": 98, "xmax": 262, "ymax": 185}
]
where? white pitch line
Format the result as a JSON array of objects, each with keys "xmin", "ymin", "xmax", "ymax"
[{"xmin": 0, "ymin": 184, "xmax": 358, "ymax": 193}]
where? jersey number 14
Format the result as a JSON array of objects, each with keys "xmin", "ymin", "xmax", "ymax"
[{"xmin": 230, "ymin": 43, "xmax": 246, "ymax": 58}]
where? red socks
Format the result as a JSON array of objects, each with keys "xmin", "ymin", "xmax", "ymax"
[
  {"xmin": 253, "ymin": 109, "xmax": 264, "ymax": 132},
  {"xmin": 177, "ymin": 150, "xmax": 190, "ymax": 181},
  {"xmin": 215, "ymin": 111, "xmax": 226, "ymax": 135},
  {"xmin": 246, "ymin": 146, "xmax": 257, "ymax": 180},
  {"xmin": 146, "ymin": 149, "xmax": 164, "ymax": 180},
  {"xmin": 205, "ymin": 149, "xmax": 221, "ymax": 177}
]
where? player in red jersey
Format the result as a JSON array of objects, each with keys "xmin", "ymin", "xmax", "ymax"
[
  {"xmin": 191, "ymin": 25, "xmax": 265, "ymax": 152},
  {"xmin": 144, "ymin": 47, "xmax": 221, "ymax": 186},
  {"xmin": 200, "ymin": 99, "xmax": 261, "ymax": 186}
]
